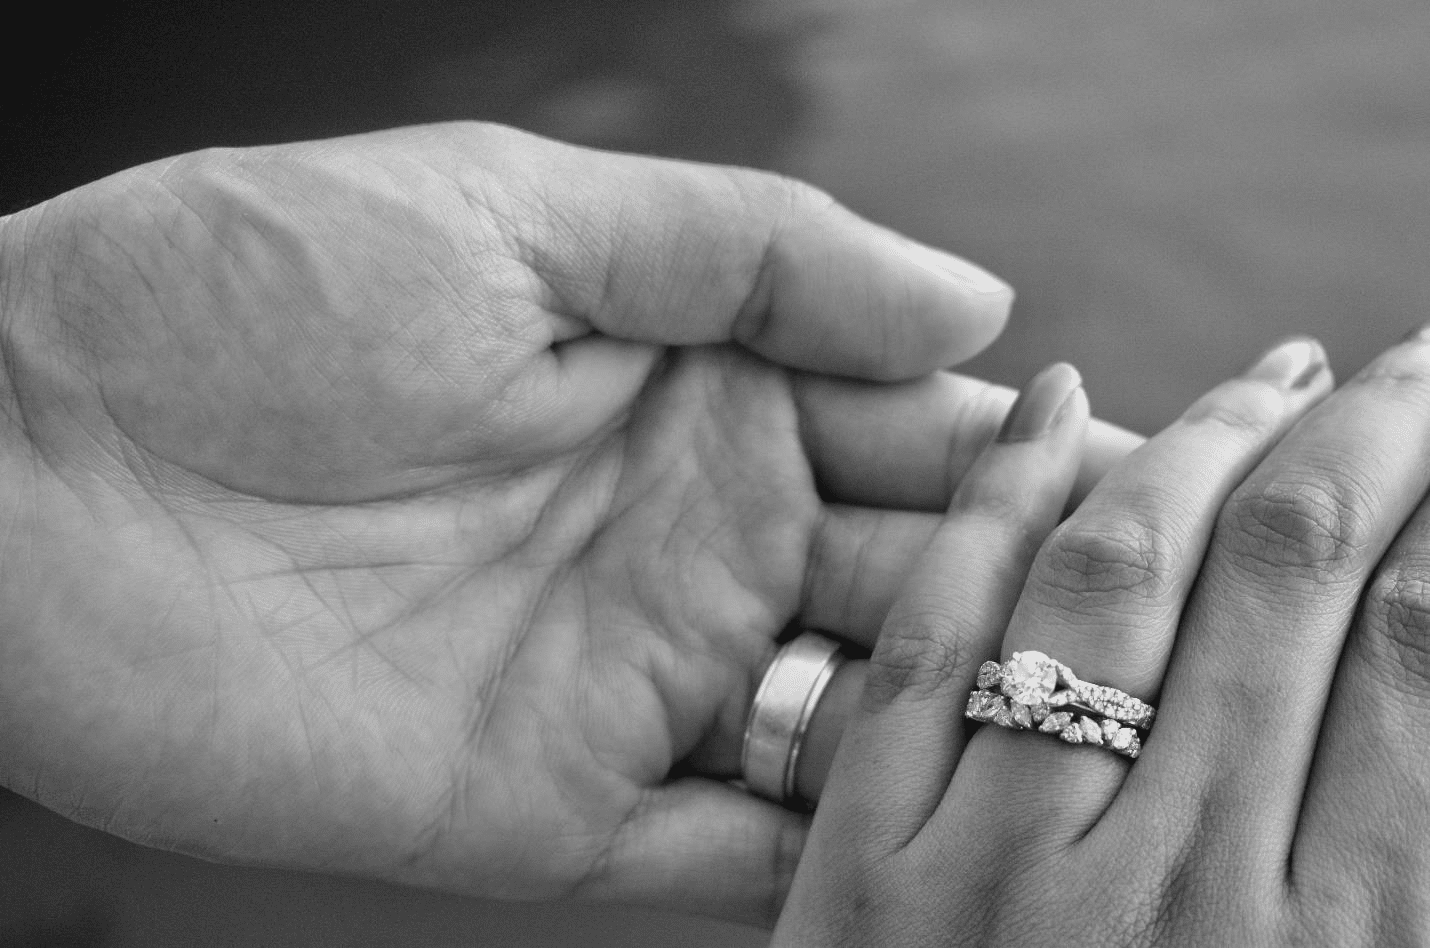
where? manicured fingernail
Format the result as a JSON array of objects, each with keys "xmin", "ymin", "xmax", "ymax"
[
  {"xmin": 1244, "ymin": 336, "xmax": 1325, "ymax": 389},
  {"xmin": 997, "ymin": 362, "xmax": 1083, "ymax": 442},
  {"xmin": 901, "ymin": 240, "xmax": 1014, "ymax": 297}
]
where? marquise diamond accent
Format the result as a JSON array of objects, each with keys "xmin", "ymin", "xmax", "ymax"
[
  {"xmin": 965, "ymin": 690, "xmax": 1007, "ymax": 723},
  {"xmin": 1038, "ymin": 711, "xmax": 1073, "ymax": 734}
]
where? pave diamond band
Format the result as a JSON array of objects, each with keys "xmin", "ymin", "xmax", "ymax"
[
  {"xmin": 965, "ymin": 689, "xmax": 1144, "ymax": 758},
  {"xmin": 976, "ymin": 651, "xmax": 1155, "ymax": 729},
  {"xmin": 742, "ymin": 631, "xmax": 845, "ymax": 805},
  {"xmin": 965, "ymin": 650, "xmax": 1155, "ymax": 759}
]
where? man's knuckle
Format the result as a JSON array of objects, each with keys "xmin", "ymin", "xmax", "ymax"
[
  {"xmin": 761, "ymin": 171, "xmax": 837, "ymax": 219},
  {"xmin": 724, "ymin": 166, "xmax": 834, "ymax": 229},
  {"xmin": 1221, "ymin": 475, "xmax": 1368, "ymax": 582}
]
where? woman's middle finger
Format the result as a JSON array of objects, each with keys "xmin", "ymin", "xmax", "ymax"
[{"xmin": 1122, "ymin": 328, "xmax": 1430, "ymax": 869}]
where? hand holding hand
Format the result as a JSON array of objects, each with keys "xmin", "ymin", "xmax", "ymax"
[{"xmin": 0, "ymin": 123, "xmax": 1138, "ymax": 922}]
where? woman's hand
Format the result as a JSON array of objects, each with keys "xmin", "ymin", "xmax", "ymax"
[
  {"xmin": 769, "ymin": 331, "xmax": 1430, "ymax": 946},
  {"xmin": 0, "ymin": 122, "xmax": 1138, "ymax": 923}
]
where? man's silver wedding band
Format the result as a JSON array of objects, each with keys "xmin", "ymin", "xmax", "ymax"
[{"xmin": 741, "ymin": 631, "xmax": 844, "ymax": 805}]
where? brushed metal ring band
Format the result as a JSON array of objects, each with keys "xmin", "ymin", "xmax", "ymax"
[{"xmin": 741, "ymin": 631, "xmax": 844, "ymax": 804}]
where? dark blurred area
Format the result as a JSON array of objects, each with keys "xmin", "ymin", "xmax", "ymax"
[
  {"xmin": 5, "ymin": 0, "xmax": 1430, "ymax": 943},
  {"xmin": 2, "ymin": 0, "xmax": 801, "ymax": 213}
]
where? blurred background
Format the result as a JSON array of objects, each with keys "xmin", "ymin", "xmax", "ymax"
[{"xmin": 4, "ymin": 0, "xmax": 1428, "ymax": 943}]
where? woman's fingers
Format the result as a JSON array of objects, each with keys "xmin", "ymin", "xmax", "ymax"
[
  {"xmin": 946, "ymin": 337, "xmax": 1332, "ymax": 831},
  {"xmin": 1289, "ymin": 491, "xmax": 1430, "ymax": 938},
  {"xmin": 796, "ymin": 370, "xmax": 1144, "ymax": 511},
  {"xmin": 822, "ymin": 363, "xmax": 1088, "ymax": 838},
  {"xmin": 1137, "ymin": 329, "xmax": 1430, "ymax": 864}
]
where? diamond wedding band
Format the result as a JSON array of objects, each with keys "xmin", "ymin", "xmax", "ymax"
[{"xmin": 965, "ymin": 650, "xmax": 1154, "ymax": 759}]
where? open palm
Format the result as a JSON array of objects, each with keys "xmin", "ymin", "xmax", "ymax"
[{"xmin": 0, "ymin": 124, "xmax": 1049, "ymax": 923}]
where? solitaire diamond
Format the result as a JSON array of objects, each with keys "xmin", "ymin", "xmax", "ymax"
[{"xmin": 1000, "ymin": 651, "xmax": 1059, "ymax": 705}]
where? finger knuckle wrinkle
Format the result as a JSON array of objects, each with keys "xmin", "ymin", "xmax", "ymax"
[
  {"xmin": 731, "ymin": 168, "xmax": 835, "ymax": 227},
  {"xmin": 1184, "ymin": 381, "xmax": 1284, "ymax": 436},
  {"xmin": 1037, "ymin": 520, "xmax": 1174, "ymax": 603},
  {"xmin": 768, "ymin": 173, "xmax": 839, "ymax": 219},
  {"xmin": 1223, "ymin": 477, "xmax": 1366, "ymax": 580},
  {"xmin": 866, "ymin": 599, "xmax": 971, "ymax": 706},
  {"xmin": 1348, "ymin": 360, "xmax": 1430, "ymax": 405},
  {"xmin": 1366, "ymin": 569, "xmax": 1430, "ymax": 684}
]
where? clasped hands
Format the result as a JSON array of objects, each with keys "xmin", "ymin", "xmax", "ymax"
[{"xmin": 0, "ymin": 122, "xmax": 1425, "ymax": 945}]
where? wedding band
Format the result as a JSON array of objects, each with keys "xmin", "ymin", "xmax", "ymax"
[
  {"xmin": 980, "ymin": 650, "xmax": 1155, "ymax": 729},
  {"xmin": 742, "ymin": 631, "xmax": 844, "ymax": 805},
  {"xmin": 965, "ymin": 690, "xmax": 1144, "ymax": 758},
  {"xmin": 963, "ymin": 650, "xmax": 1155, "ymax": 759}
]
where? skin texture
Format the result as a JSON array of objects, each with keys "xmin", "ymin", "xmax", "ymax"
[
  {"xmin": 775, "ymin": 332, "xmax": 1430, "ymax": 946},
  {"xmin": 0, "ymin": 122, "xmax": 1143, "ymax": 926}
]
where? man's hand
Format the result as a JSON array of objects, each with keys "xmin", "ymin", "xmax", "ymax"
[{"xmin": 0, "ymin": 123, "xmax": 1131, "ymax": 923}]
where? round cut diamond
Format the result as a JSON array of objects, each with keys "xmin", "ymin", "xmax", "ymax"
[{"xmin": 1000, "ymin": 651, "xmax": 1058, "ymax": 705}]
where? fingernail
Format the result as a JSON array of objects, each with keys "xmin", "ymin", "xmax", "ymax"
[
  {"xmin": 1290, "ymin": 359, "xmax": 1327, "ymax": 390},
  {"xmin": 997, "ymin": 362, "xmax": 1083, "ymax": 442},
  {"xmin": 1243, "ymin": 336, "xmax": 1326, "ymax": 389},
  {"xmin": 901, "ymin": 240, "xmax": 1014, "ymax": 297},
  {"xmin": 1402, "ymin": 323, "xmax": 1430, "ymax": 344}
]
